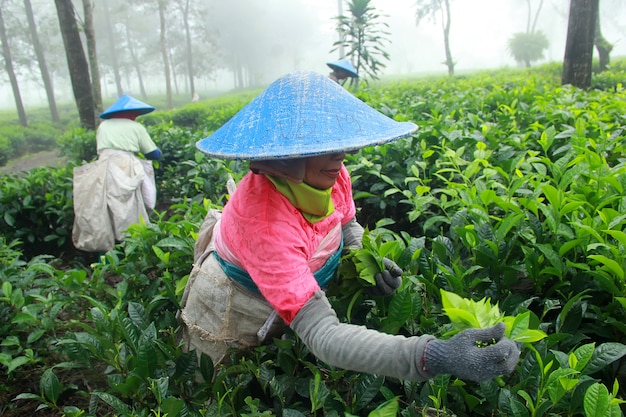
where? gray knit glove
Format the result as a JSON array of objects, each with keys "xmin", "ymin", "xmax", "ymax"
[
  {"xmin": 423, "ymin": 322, "xmax": 520, "ymax": 382},
  {"xmin": 370, "ymin": 258, "xmax": 403, "ymax": 296}
]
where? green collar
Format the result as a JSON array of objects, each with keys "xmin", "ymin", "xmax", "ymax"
[{"xmin": 267, "ymin": 176, "xmax": 335, "ymax": 223}]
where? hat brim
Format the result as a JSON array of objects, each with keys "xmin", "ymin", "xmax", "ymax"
[
  {"xmin": 326, "ymin": 62, "xmax": 358, "ymax": 78},
  {"xmin": 99, "ymin": 94, "xmax": 155, "ymax": 119},
  {"xmin": 196, "ymin": 71, "xmax": 417, "ymax": 160},
  {"xmin": 100, "ymin": 107, "xmax": 155, "ymax": 119},
  {"xmin": 196, "ymin": 123, "xmax": 417, "ymax": 160}
]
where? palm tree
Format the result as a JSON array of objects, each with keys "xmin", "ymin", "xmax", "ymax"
[
  {"xmin": 507, "ymin": 0, "xmax": 549, "ymax": 68},
  {"xmin": 332, "ymin": 0, "xmax": 390, "ymax": 83},
  {"xmin": 507, "ymin": 31, "xmax": 549, "ymax": 68}
]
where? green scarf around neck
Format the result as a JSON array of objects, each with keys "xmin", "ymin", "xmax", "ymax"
[{"xmin": 267, "ymin": 176, "xmax": 334, "ymax": 223}]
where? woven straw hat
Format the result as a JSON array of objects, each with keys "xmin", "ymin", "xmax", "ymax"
[
  {"xmin": 326, "ymin": 59, "xmax": 358, "ymax": 78},
  {"xmin": 100, "ymin": 94, "xmax": 155, "ymax": 119},
  {"xmin": 196, "ymin": 71, "xmax": 417, "ymax": 160}
]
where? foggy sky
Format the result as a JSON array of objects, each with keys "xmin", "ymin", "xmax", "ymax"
[
  {"xmin": 2, "ymin": 0, "xmax": 625, "ymax": 110},
  {"xmin": 292, "ymin": 0, "xmax": 626, "ymax": 77}
]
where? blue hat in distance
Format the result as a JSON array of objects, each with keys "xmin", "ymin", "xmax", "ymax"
[
  {"xmin": 196, "ymin": 71, "xmax": 417, "ymax": 160},
  {"xmin": 99, "ymin": 94, "xmax": 155, "ymax": 119},
  {"xmin": 326, "ymin": 59, "xmax": 358, "ymax": 78}
]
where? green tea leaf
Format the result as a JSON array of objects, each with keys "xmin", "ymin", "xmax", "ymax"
[
  {"xmin": 583, "ymin": 342, "xmax": 626, "ymax": 375},
  {"xmin": 40, "ymin": 368, "xmax": 61, "ymax": 405},
  {"xmin": 588, "ymin": 255, "xmax": 624, "ymax": 280},
  {"xmin": 572, "ymin": 343, "xmax": 595, "ymax": 372},
  {"xmin": 368, "ymin": 396, "xmax": 399, "ymax": 417},
  {"xmin": 584, "ymin": 383, "xmax": 610, "ymax": 417}
]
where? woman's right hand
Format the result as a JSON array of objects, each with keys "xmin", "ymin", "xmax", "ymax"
[{"xmin": 423, "ymin": 323, "xmax": 520, "ymax": 382}]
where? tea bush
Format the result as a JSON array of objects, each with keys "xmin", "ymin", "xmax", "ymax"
[
  {"xmin": 0, "ymin": 165, "xmax": 76, "ymax": 259},
  {"xmin": 2, "ymin": 61, "xmax": 626, "ymax": 416},
  {"xmin": 0, "ymin": 107, "xmax": 75, "ymax": 167}
]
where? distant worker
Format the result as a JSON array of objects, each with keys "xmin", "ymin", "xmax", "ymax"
[
  {"xmin": 327, "ymin": 59, "xmax": 358, "ymax": 85},
  {"xmin": 72, "ymin": 94, "xmax": 162, "ymax": 253}
]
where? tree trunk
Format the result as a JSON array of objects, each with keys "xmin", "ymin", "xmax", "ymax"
[
  {"xmin": 124, "ymin": 21, "xmax": 147, "ymax": 99},
  {"xmin": 103, "ymin": 1, "xmax": 123, "ymax": 97},
  {"xmin": 594, "ymin": 11, "xmax": 612, "ymax": 72},
  {"xmin": 562, "ymin": 0, "xmax": 598, "ymax": 89},
  {"xmin": 337, "ymin": 0, "xmax": 345, "ymax": 58},
  {"xmin": 181, "ymin": 0, "xmax": 195, "ymax": 99},
  {"xmin": 170, "ymin": 48, "xmax": 179, "ymax": 94},
  {"xmin": 24, "ymin": 0, "xmax": 59, "ymax": 124},
  {"xmin": 441, "ymin": 0, "xmax": 454, "ymax": 76},
  {"xmin": 0, "ymin": 5, "xmax": 27, "ymax": 126},
  {"xmin": 158, "ymin": 0, "xmax": 173, "ymax": 109},
  {"xmin": 530, "ymin": 0, "xmax": 544, "ymax": 34},
  {"xmin": 82, "ymin": 0, "xmax": 102, "ymax": 116},
  {"xmin": 54, "ymin": 0, "xmax": 96, "ymax": 130}
]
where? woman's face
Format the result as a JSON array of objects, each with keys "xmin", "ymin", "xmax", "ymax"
[{"xmin": 304, "ymin": 152, "xmax": 346, "ymax": 189}]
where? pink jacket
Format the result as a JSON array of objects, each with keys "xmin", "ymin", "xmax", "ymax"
[{"xmin": 216, "ymin": 165, "xmax": 356, "ymax": 324}]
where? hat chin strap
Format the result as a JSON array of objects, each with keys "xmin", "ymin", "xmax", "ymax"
[{"xmin": 249, "ymin": 158, "xmax": 306, "ymax": 183}]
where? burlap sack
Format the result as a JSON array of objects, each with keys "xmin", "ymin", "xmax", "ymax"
[{"xmin": 179, "ymin": 253, "xmax": 285, "ymax": 366}]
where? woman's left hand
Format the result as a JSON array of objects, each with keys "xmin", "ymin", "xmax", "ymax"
[{"xmin": 371, "ymin": 258, "xmax": 402, "ymax": 296}]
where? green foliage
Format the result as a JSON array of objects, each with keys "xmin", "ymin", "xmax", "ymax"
[
  {"xmin": 56, "ymin": 127, "xmax": 97, "ymax": 163},
  {"xmin": 3, "ymin": 61, "xmax": 626, "ymax": 416},
  {"xmin": 0, "ymin": 165, "xmax": 76, "ymax": 258},
  {"xmin": 439, "ymin": 289, "xmax": 547, "ymax": 343},
  {"xmin": 0, "ymin": 110, "xmax": 69, "ymax": 167},
  {"xmin": 0, "ymin": 236, "xmax": 100, "ymax": 413}
]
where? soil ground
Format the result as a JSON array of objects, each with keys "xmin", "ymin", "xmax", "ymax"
[{"xmin": 0, "ymin": 150, "xmax": 67, "ymax": 175}]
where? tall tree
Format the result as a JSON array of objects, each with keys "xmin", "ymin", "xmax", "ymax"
[
  {"xmin": 123, "ymin": 20, "xmax": 147, "ymax": 99},
  {"xmin": 332, "ymin": 0, "xmax": 391, "ymax": 82},
  {"xmin": 415, "ymin": 0, "xmax": 455, "ymax": 76},
  {"xmin": 175, "ymin": 0, "xmax": 195, "ymax": 99},
  {"xmin": 102, "ymin": 1, "xmax": 123, "ymax": 97},
  {"xmin": 0, "ymin": 2, "xmax": 27, "ymax": 126},
  {"xmin": 158, "ymin": 0, "xmax": 173, "ymax": 109},
  {"xmin": 562, "ymin": 0, "xmax": 598, "ymax": 89},
  {"xmin": 54, "ymin": 0, "xmax": 96, "ymax": 130},
  {"xmin": 81, "ymin": 0, "xmax": 103, "ymax": 115},
  {"xmin": 594, "ymin": 11, "xmax": 613, "ymax": 72},
  {"xmin": 23, "ymin": 0, "xmax": 60, "ymax": 123}
]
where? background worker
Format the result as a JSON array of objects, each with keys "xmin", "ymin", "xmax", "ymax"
[
  {"xmin": 327, "ymin": 59, "xmax": 359, "ymax": 84},
  {"xmin": 72, "ymin": 94, "xmax": 162, "ymax": 253}
]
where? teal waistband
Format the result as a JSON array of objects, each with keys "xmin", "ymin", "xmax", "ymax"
[{"xmin": 214, "ymin": 239, "xmax": 343, "ymax": 294}]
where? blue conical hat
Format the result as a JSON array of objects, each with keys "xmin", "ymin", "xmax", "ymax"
[
  {"xmin": 99, "ymin": 94, "xmax": 155, "ymax": 119},
  {"xmin": 327, "ymin": 59, "xmax": 358, "ymax": 78},
  {"xmin": 196, "ymin": 71, "xmax": 417, "ymax": 160}
]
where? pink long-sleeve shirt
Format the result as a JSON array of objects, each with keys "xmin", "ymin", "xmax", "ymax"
[{"xmin": 215, "ymin": 165, "xmax": 356, "ymax": 324}]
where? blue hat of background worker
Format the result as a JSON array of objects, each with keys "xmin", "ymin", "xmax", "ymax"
[
  {"xmin": 99, "ymin": 94, "xmax": 155, "ymax": 119},
  {"xmin": 196, "ymin": 71, "xmax": 417, "ymax": 160},
  {"xmin": 326, "ymin": 59, "xmax": 358, "ymax": 78}
]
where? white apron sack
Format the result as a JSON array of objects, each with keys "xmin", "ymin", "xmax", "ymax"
[
  {"xmin": 72, "ymin": 159, "xmax": 115, "ymax": 252},
  {"xmin": 140, "ymin": 159, "xmax": 157, "ymax": 211},
  {"xmin": 72, "ymin": 151, "xmax": 150, "ymax": 252}
]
